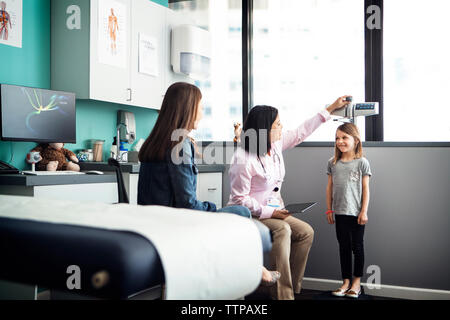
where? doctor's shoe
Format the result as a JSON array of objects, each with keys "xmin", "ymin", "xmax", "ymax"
[{"xmin": 261, "ymin": 271, "xmax": 281, "ymax": 287}]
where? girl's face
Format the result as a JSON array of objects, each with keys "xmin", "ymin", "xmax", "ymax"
[
  {"xmin": 270, "ymin": 114, "xmax": 283, "ymax": 142},
  {"xmin": 193, "ymin": 99, "xmax": 203, "ymax": 130},
  {"xmin": 336, "ymin": 130, "xmax": 357, "ymax": 154}
]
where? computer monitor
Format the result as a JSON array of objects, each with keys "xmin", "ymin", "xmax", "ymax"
[{"xmin": 0, "ymin": 84, "xmax": 76, "ymax": 143}]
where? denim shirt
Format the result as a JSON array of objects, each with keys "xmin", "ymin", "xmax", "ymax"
[{"xmin": 138, "ymin": 138, "xmax": 217, "ymax": 211}]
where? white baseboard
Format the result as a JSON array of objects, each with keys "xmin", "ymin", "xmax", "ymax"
[{"xmin": 302, "ymin": 277, "xmax": 450, "ymax": 300}]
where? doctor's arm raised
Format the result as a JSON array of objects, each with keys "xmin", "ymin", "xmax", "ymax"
[{"xmin": 281, "ymin": 96, "xmax": 351, "ymax": 151}]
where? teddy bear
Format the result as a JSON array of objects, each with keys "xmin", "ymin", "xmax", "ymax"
[{"xmin": 30, "ymin": 143, "xmax": 80, "ymax": 171}]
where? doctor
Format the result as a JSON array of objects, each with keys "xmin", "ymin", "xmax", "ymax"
[{"xmin": 227, "ymin": 97, "xmax": 350, "ymax": 300}]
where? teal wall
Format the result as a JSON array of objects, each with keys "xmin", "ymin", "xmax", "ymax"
[
  {"xmin": 151, "ymin": 0, "xmax": 169, "ymax": 6},
  {"xmin": 0, "ymin": 0, "xmax": 167, "ymax": 170}
]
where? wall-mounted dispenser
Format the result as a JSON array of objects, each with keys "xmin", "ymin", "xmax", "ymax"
[
  {"xmin": 117, "ymin": 110, "xmax": 136, "ymax": 144},
  {"xmin": 171, "ymin": 24, "xmax": 212, "ymax": 80}
]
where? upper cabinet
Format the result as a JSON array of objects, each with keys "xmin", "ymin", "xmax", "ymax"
[
  {"xmin": 51, "ymin": 0, "xmax": 193, "ymax": 110},
  {"xmin": 89, "ymin": 0, "xmax": 132, "ymax": 105}
]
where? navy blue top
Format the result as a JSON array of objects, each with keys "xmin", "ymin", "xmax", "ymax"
[{"xmin": 138, "ymin": 139, "xmax": 217, "ymax": 211}]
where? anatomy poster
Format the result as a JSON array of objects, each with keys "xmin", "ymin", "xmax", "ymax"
[
  {"xmin": 0, "ymin": 0, "xmax": 22, "ymax": 48},
  {"xmin": 98, "ymin": 0, "xmax": 127, "ymax": 68}
]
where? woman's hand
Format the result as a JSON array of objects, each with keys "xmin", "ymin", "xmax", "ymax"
[
  {"xmin": 357, "ymin": 211, "xmax": 368, "ymax": 225},
  {"xmin": 326, "ymin": 96, "xmax": 352, "ymax": 114},
  {"xmin": 326, "ymin": 212, "xmax": 335, "ymax": 224},
  {"xmin": 271, "ymin": 209, "xmax": 291, "ymax": 220}
]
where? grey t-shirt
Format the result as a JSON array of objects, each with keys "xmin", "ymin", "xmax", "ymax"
[{"xmin": 327, "ymin": 157, "xmax": 372, "ymax": 216}]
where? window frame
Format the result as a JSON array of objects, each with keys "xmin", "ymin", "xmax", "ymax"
[
  {"xmin": 244, "ymin": 0, "xmax": 383, "ymax": 143},
  {"xmin": 364, "ymin": 0, "xmax": 383, "ymax": 141},
  {"xmin": 171, "ymin": 0, "xmax": 450, "ymax": 146}
]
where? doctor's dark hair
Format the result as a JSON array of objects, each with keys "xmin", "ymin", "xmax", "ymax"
[
  {"xmin": 241, "ymin": 105, "xmax": 279, "ymax": 156},
  {"xmin": 139, "ymin": 82, "xmax": 201, "ymax": 162}
]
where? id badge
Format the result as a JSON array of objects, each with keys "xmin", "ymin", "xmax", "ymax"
[{"xmin": 267, "ymin": 197, "xmax": 281, "ymax": 208}]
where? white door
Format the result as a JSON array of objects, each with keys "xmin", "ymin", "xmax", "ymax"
[
  {"xmin": 89, "ymin": 0, "xmax": 132, "ymax": 104},
  {"xmin": 130, "ymin": 0, "xmax": 166, "ymax": 109}
]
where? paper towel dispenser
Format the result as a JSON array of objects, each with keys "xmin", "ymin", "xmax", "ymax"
[{"xmin": 171, "ymin": 25, "xmax": 212, "ymax": 80}]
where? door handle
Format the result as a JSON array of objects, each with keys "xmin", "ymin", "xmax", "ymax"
[{"xmin": 127, "ymin": 88, "xmax": 132, "ymax": 101}]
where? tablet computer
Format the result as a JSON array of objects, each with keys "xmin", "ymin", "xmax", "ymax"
[{"xmin": 284, "ymin": 202, "xmax": 317, "ymax": 215}]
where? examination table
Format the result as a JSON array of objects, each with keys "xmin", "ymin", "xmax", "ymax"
[{"xmin": 0, "ymin": 196, "xmax": 272, "ymax": 300}]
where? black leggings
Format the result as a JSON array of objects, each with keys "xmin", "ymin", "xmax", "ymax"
[{"xmin": 335, "ymin": 215, "xmax": 365, "ymax": 280}]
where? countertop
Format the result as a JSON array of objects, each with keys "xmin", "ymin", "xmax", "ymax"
[
  {"xmin": 79, "ymin": 162, "xmax": 225, "ymax": 174},
  {"xmin": 0, "ymin": 163, "xmax": 225, "ymax": 187},
  {"xmin": 0, "ymin": 172, "xmax": 117, "ymax": 187}
]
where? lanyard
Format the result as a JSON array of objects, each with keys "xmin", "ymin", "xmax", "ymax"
[{"xmin": 257, "ymin": 151, "xmax": 283, "ymax": 191}]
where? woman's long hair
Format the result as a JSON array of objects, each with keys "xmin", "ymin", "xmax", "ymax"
[
  {"xmin": 139, "ymin": 82, "xmax": 202, "ymax": 162},
  {"xmin": 241, "ymin": 105, "xmax": 279, "ymax": 156},
  {"xmin": 333, "ymin": 122, "xmax": 363, "ymax": 164}
]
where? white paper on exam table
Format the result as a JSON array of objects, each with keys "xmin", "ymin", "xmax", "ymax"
[{"xmin": 0, "ymin": 195, "xmax": 262, "ymax": 300}]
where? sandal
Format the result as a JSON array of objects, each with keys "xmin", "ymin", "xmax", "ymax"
[
  {"xmin": 345, "ymin": 288, "xmax": 361, "ymax": 299},
  {"xmin": 331, "ymin": 286, "xmax": 350, "ymax": 297},
  {"xmin": 261, "ymin": 271, "xmax": 281, "ymax": 287}
]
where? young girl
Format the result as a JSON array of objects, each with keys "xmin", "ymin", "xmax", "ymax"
[{"xmin": 326, "ymin": 123, "xmax": 372, "ymax": 299}]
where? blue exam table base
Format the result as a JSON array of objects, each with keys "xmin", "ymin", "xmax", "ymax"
[
  {"xmin": 0, "ymin": 217, "xmax": 272, "ymax": 300},
  {"xmin": 0, "ymin": 217, "xmax": 164, "ymax": 299}
]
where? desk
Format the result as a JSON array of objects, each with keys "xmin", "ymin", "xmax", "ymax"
[
  {"xmin": 80, "ymin": 162, "xmax": 225, "ymax": 207},
  {"xmin": 0, "ymin": 164, "xmax": 225, "ymax": 205},
  {"xmin": 0, "ymin": 173, "xmax": 118, "ymax": 203}
]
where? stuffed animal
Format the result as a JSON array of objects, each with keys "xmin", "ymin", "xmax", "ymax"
[
  {"xmin": 233, "ymin": 122, "xmax": 242, "ymax": 143},
  {"xmin": 30, "ymin": 143, "xmax": 80, "ymax": 171}
]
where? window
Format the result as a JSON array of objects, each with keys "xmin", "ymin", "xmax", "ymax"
[
  {"xmin": 384, "ymin": 0, "xmax": 450, "ymax": 142},
  {"xmin": 252, "ymin": 0, "xmax": 365, "ymax": 141},
  {"xmin": 169, "ymin": 0, "xmax": 242, "ymax": 141}
]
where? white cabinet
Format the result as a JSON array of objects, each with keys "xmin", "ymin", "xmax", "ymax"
[
  {"xmin": 196, "ymin": 173, "xmax": 223, "ymax": 209},
  {"xmin": 130, "ymin": 0, "xmax": 167, "ymax": 108},
  {"xmin": 89, "ymin": 0, "xmax": 132, "ymax": 105},
  {"xmin": 51, "ymin": 0, "xmax": 190, "ymax": 109},
  {"xmin": 125, "ymin": 172, "xmax": 223, "ymax": 208}
]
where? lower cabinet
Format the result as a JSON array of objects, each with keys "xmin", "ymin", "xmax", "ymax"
[
  {"xmin": 125, "ymin": 172, "xmax": 223, "ymax": 208},
  {"xmin": 0, "ymin": 183, "xmax": 118, "ymax": 203},
  {"xmin": 196, "ymin": 172, "xmax": 223, "ymax": 209}
]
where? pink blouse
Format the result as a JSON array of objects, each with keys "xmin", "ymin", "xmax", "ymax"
[{"xmin": 227, "ymin": 109, "xmax": 331, "ymax": 219}]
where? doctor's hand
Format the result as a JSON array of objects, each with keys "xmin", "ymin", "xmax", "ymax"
[
  {"xmin": 326, "ymin": 96, "xmax": 352, "ymax": 114},
  {"xmin": 272, "ymin": 209, "xmax": 291, "ymax": 220}
]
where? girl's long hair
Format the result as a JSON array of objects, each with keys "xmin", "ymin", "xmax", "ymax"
[
  {"xmin": 138, "ymin": 82, "xmax": 202, "ymax": 162},
  {"xmin": 333, "ymin": 123, "xmax": 363, "ymax": 164}
]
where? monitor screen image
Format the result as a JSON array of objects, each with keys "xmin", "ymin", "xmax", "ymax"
[{"xmin": 0, "ymin": 84, "xmax": 76, "ymax": 143}]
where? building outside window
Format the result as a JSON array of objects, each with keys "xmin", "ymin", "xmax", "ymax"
[
  {"xmin": 169, "ymin": 0, "xmax": 243, "ymax": 141},
  {"xmin": 252, "ymin": 0, "xmax": 365, "ymax": 141}
]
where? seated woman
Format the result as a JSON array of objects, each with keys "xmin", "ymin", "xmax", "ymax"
[{"xmin": 137, "ymin": 82, "xmax": 280, "ymax": 286}]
